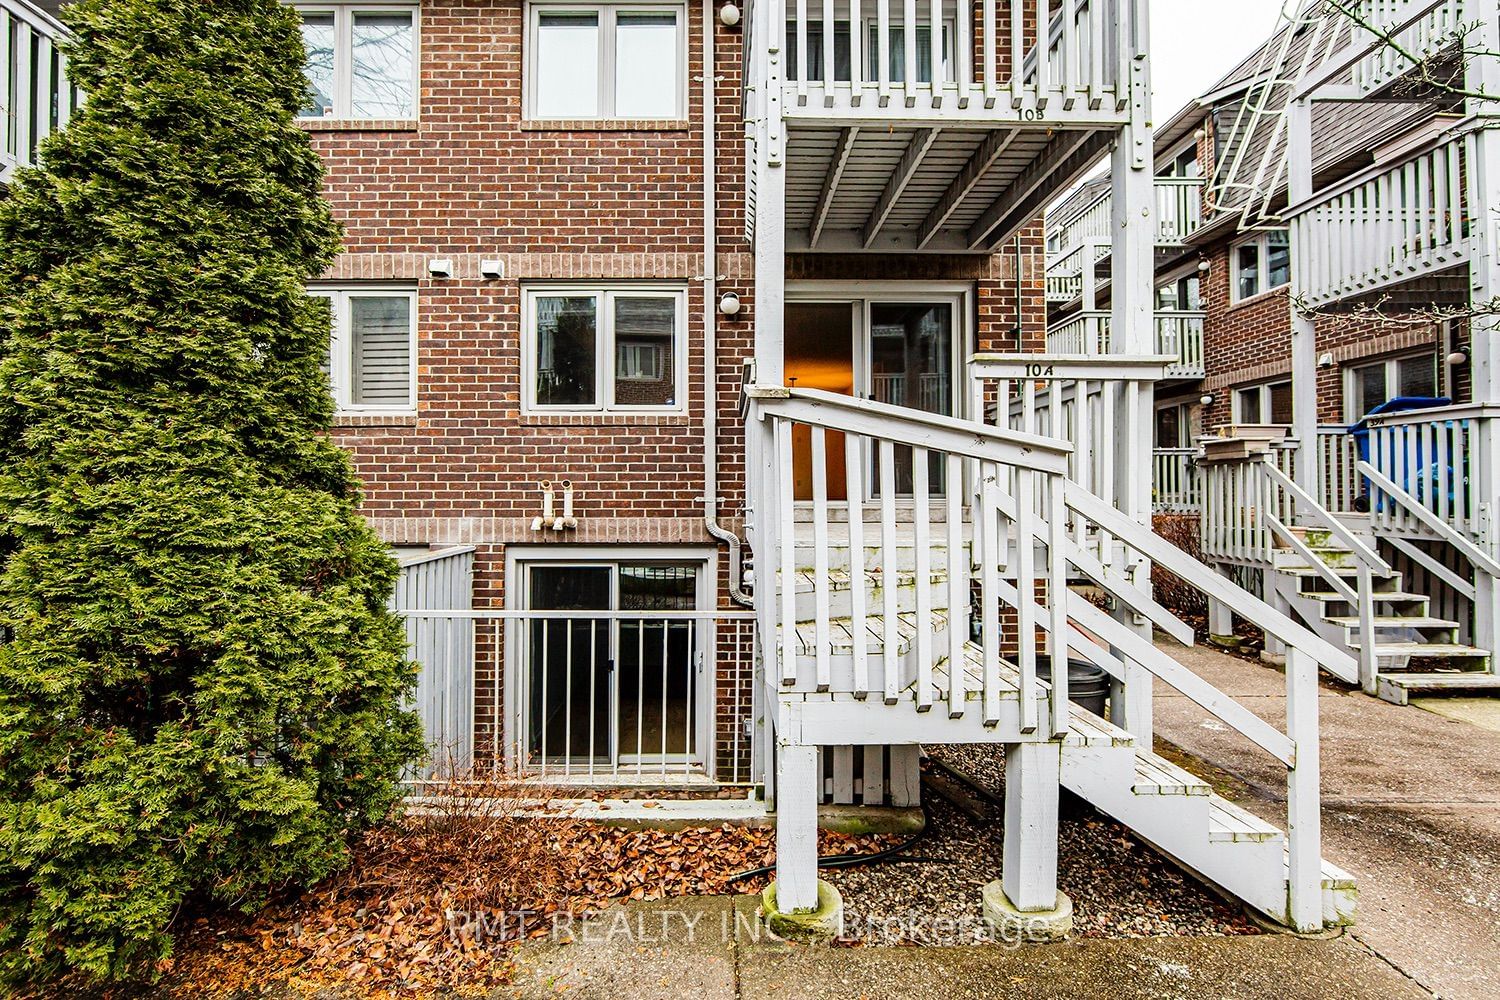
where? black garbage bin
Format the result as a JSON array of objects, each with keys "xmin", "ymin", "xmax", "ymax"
[{"xmin": 1034, "ymin": 656, "xmax": 1111, "ymax": 719}]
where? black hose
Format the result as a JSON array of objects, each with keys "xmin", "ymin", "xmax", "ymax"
[{"xmin": 725, "ymin": 794, "xmax": 953, "ymax": 883}]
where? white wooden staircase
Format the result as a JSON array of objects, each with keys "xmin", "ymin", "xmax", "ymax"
[
  {"xmin": 1269, "ymin": 526, "xmax": 1497, "ymax": 705},
  {"xmin": 748, "ymin": 384, "xmax": 1357, "ymax": 934}
]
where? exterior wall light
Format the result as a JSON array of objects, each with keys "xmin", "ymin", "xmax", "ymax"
[
  {"xmin": 720, "ymin": 3, "xmax": 741, "ymax": 27},
  {"xmin": 719, "ymin": 291, "xmax": 742, "ymax": 315},
  {"xmin": 1200, "ymin": 393, "xmax": 1216, "ymax": 407},
  {"xmin": 1447, "ymin": 348, "xmax": 1471, "ymax": 366}
]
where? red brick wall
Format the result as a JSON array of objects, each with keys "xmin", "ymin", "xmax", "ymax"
[{"xmin": 311, "ymin": 1, "xmax": 1047, "ymax": 783}]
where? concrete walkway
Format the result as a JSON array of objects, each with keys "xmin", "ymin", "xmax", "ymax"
[
  {"xmin": 500, "ymin": 896, "xmax": 1426, "ymax": 999},
  {"xmin": 1153, "ymin": 643, "xmax": 1500, "ymax": 1000}
]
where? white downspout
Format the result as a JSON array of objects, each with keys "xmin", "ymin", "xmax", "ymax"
[{"xmin": 703, "ymin": 0, "xmax": 753, "ymax": 606}]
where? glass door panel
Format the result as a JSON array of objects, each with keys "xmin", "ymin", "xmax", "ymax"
[
  {"xmin": 526, "ymin": 566, "xmax": 612, "ymax": 767},
  {"xmin": 616, "ymin": 564, "xmax": 698, "ymax": 764},
  {"xmin": 867, "ymin": 302, "xmax": 954, "ymax": 496},
  {"xmin": 786, "ymin": 302, "xmax": 856, "ymax": 501}
]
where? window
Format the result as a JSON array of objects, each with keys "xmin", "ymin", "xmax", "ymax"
[
  {"xmin": 312, "ymin": 287, "xmax": 418, "ymax": 413},
  {"xmin": 1159, "ymin": 143, "xmax": 1201, "ymax": 179},
  {"xmin": 294, "ymin": 3, "xmax": 418, "ymax": 119},
  {"xmin": 1233, "ymin": 379, "xmax": 1293, "ymax": 425},
  {"xmin": 524, "ymin": 286, "xmax": 685, "ymax": 411},
  {"xmin": 527, "ymin": 4, "xmax": 685, "ymax": 119},
  {"xmin": 1156, "ymin": 273, "xmax": 1201, "ymax": 312},
  {"xmin": 1345, "ymin": 352, "xmax": 1439, "ymax": 421},
  {"xmin": 1232, "ymin": 230, "xmax": 1291, "ymax": 302}
]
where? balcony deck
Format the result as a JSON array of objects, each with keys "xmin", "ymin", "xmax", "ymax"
[{"xmin": 750, "ymin": 0, "xmax": 1146, "ymax": 252}]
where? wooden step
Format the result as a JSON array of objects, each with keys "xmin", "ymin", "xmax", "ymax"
[
  {"xmin": 1377, "ymin": 672, "xmax": 1500, "ymax": 705},
  {"xmin": 1062, "ymin": 703, "xmax": 1135, "ymax": 748},
  {"xmin": 1131, "ymin": 749, "xmax": 1210, "ymax": 797},
  {"xmin": 1348, "ymin": 641, "xmax": 1491, "ymax": 659},
  {"xmin": 1299, "ymin": 590, "xmax": 1428, "ymax": 604},
  {"xmin": 788, "ymin": 608, "xmax": 950, "ymax": 657},
  {"xmin": 1324, "ymin": 615, "xmax": 1461, "ymax": 631},
  {"xmin": 1208, "ymin": 797, "xmax": 1282, "ymax": 844}
]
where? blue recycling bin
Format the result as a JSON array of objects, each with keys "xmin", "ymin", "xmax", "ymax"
[{"xmin": 1349, "ymin": 396, "xmax": 1452, "ymax": 512}]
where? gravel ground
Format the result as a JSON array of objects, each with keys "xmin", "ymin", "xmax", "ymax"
[{"xmin": 824, "ymin": 744, "xmax": 1260, "ymax": 943}]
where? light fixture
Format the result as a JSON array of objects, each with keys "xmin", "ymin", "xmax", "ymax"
[
  {"xmin": 427, "ymin": 258, "xmax": 453, "ymax": 279},
  {"xmin": 480, "ymin": 258, "xmax": 505, "ymax": 280},
  {"xmin": 1197, "ymin": 258, "xmax": 1211, "ymax": 272},
  {"xmin": 1447, "ymin": 348, "xmax": 1471, "ymax": 366},
  {"xmin": 720, "ymin": 2, "xmax": 741, "ymax": 27},
  {"xmin": 1193, "ymin": 128, "xmax": 1206, "ymax": 141},
  {"xmin": 1200, "ymin": 393, "xmax": 1216, "ymax": 407},
  {"xmin": 719, "ymin": 291, "xmax": 742, "ymax": 316}
]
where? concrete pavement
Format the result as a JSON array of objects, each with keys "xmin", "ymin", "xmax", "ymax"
[
  {"xmin": 500, "ymin": 895, "xmax": 1428, "ymax": 999},
  {"xmin": 1153, "ymin": 643, "xmax": 1500, "ymax": 1000}
]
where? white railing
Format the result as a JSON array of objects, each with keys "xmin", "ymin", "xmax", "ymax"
[
  {"xmin": 1155, "ymin": 176, "xmax": 1205, "ymax": 243},
  {"xmin": 1152, "ymin": 447, "xmax": 1198, "ymax": 512},
  {"xmin": 1350, "ymin": 0, "xmax": 1469, "ymax": 95},
  {"xmin": 1315, "ymin": 426, "xmax": 1362, "ymax": 513},
  {"xmin": 746, "ymin": 385, "xmax": 1076, "ymax": 732},
  {"xmin": 397, "ymin": 608, "xmax": 758, "ymax": 785},
  {"xmin": 1362, "ymin": 403, "xmax": 1499, "ymax": 547},
  {"xmin": 1290, "ymin": 130, "xmax": 1475, "ymax": 308},
  {"xmin": 1201, "ymin": 449, "xmax": 1298, "ymax": 566},
  {"xmin": 746, "ymin": 375, "xmax": 1351, "ymax": 930},
  {"xmin": 1, "ymin": 0, "xmax": 73, "ymax": 183},
  {"xmin": 1047, "ymin": 177, "xmax": 1204, "ymax": 265},
  {"xmin": 1043, "ymin": 309, "xmax": 1205, "ymax": 377},
  {"xmin": 767, "ymin": 0, "xmax": 1141, "ymax": 121}
]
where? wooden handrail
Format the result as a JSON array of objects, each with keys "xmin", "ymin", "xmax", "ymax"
[
  {"xmin": 1358, "ymin": 460, "xmax": 1500, "ymax": 578},
  {"xmin": 1260, "ymin": 462, "xmax": 1392, "ymax": 575}
]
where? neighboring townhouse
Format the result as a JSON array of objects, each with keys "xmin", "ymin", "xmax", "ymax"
[
  {"xmin": 3, "ymin": 0, "xmax": 1378, "ymax": 936},
  {"xmin": 1, "ymin": 0, "xmax": 73, "ymax": 187},
  {"xmin": 1046, "ymin": 0, "xmax": 1500, "ymax": 707}
]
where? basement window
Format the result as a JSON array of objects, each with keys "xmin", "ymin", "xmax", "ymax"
[
  {"xmin": 523, "ymin": 286, "xmax": 686, "ymax": 413},
  {"xmin": 294, "ymin": 3, "xmax": 419, "ymax": 119},
  {"xmin": 526, "ymin": 3, "xmax": 686, "ymax": 120},
  {"xmin": 311, "ymin": 287, "xmax": 418, "ymax": 414}
]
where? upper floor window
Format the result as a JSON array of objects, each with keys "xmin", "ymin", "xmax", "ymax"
[
  {"xmin": 1233, "ymin": 379, "xmax": 1292, "ymax": 426},
  {"xmin": 312, "ymin": 287, "xmax": 418, "ymax": 414},
  {"xmin": 1345, "ymin": 352, "xmax": 1439, "ymax": 422},
  {"xmin": 784, "ymin": 19, "xmax": 955, "ymax": 83},
  {"xmin": 523, "ymin": 286, "xmax": 686, "ymax": 412},
  {"xmin": 527, "ymin": 3, "xmax": 685, "ymax": 120},
  {"xmin": 1231, "ymin": 230, "xmax": 1291, "ymax": 303},
  {"xmin": 1156, "ymin": 273, "xmax": 1201, "ymax": 312},
  {"xmin": 1159, "ymin": 143, "xmax": 1201, "ymax": 179},
  {"xmin": 295, "ymin": 3, "xmax": 419, "ymax": 119}
]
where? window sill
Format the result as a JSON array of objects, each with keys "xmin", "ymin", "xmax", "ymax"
[
  {"xmin": 332, "ymin": 413, "xmax": 420, "ymax": 428},
  {"xmin": 297, "ymin": 118, "xmax": 421, "ymax": 133},
  {"xmin": 1227, "ymin": 286, "xmax": 1289, "ymax": 312},
  {"xmin": 519, "ymin": 118, "xmax": 692, "ymax": 132},
  {"xmin": 519, "ymin": 411, "xmax": 694, "ymax": 427}
]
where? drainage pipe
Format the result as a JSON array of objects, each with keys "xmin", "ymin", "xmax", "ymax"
[{"xmin": 703, "ymin": 0, "xmax": 753, "ymax": 607}]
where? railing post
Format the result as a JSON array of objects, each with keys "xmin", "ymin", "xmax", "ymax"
[
  {"xmin": 1356, "ymin": 561, "xmax": 1378, "ymax": 694},
  {"xmin": 1285, "ymin": 646, "xmax": 1323, "ymax": 933}
]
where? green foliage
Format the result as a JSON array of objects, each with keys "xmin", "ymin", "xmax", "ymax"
[{"xmin": 0, "ymin": 0, "xmax": 424, "ymax": 982}]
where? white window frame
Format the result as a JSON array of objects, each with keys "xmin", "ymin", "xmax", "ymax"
[
  {"xmin": 312, "ymin": 285, "xmax": 419, "ymax": 416},
  {"xmin": 292, "ymin": 2, "xmax": 422, "ymax": 120},
  {"xmin": 1229, "ymin": 230, "xmax": 1292, "ymax": 304},
  {"xmin": 524, "ymin": 1, "xmax": 688, "ymax": 121},
  {"xmin": 522, "ymin": 284, "xmax": 688, "ymax": 414},
  {"xmin": 1342, "ymin": 350, "xmax": 1440, "ymax": 422},
  {"xmin": 1232, "ymin": 378, "xmax": 1292, "ymax": 426}
]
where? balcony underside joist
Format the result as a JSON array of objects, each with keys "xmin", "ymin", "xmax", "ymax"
[{"xmin": 785, "ymin": 123, "xmax": 1117, "ymax": 254}]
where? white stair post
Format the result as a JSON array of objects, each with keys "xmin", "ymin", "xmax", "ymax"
[
  {"xmin": 773, "ymin": 741, "xmax": 821, "ymax": 911},
  {"xmin": 1001, "ymin": 741, "xmax": 1062, "ymax": 912},
  {"xmin": 1107, "ymin": 46, "xmax": 1157, "ymax": 746},
  {"xmin": 1207, "ymin": 564, "xmax": 1236, "ymax": 644},
  {"xmin": 1285, "ymin": 647, "xmax": 1323, "ymax": 932}
]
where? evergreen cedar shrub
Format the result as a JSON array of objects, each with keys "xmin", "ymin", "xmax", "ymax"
[{"xmin": 0, "ymin": 0, "xmax": 424, "ymax": 982}]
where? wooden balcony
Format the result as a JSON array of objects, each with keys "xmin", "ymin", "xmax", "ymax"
[
  {"xmin": 1, "ymin": 0, "xmax": 73, "ymax": 185},
  {"xmin": 1288, "ymin": 128, "xmax": 1477, "ymax": 308},
  {"xmin": 1045, "ymin": 308, "xmax": 1205, "ymax": 378},
  {"xmin": 1349, "ymin": 0, "xmax": 1469, "ymax": 96},
  {"xmin": 745, "ymin": 0, "xmax": 1148, "ymax": 252}
]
